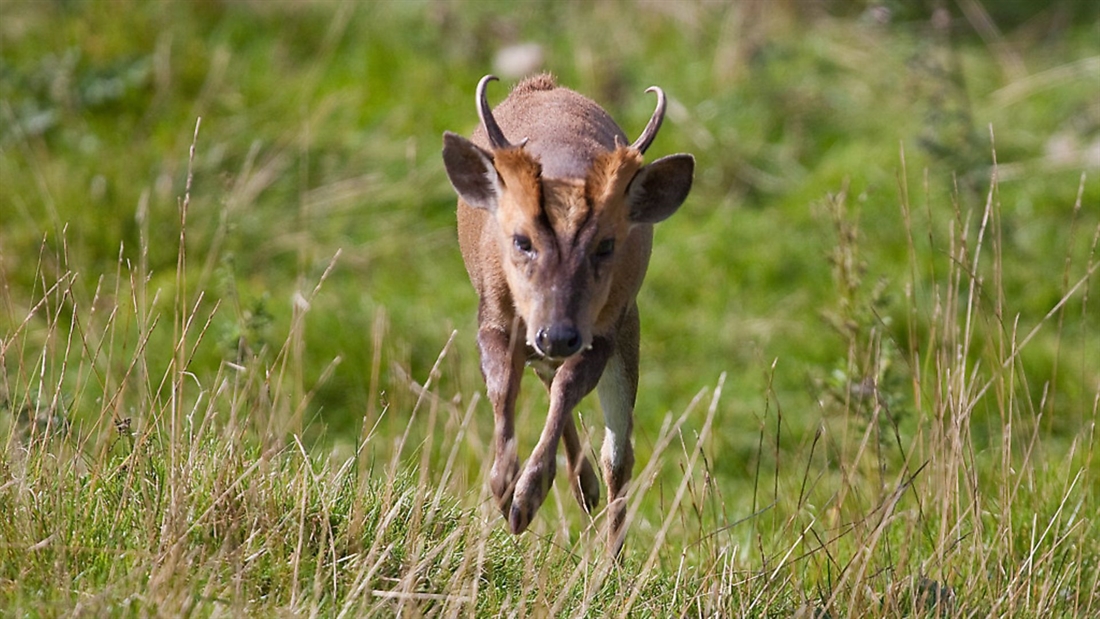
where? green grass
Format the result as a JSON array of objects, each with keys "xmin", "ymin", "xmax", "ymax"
[{"xmin": 2, "ymin": 0, "xmax": 1099, "ymax": 615}]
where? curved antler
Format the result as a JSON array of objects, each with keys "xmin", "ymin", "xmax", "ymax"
[
  {"xmin": 477, "ymin": 75, "xmax": 522, "ymax": 150},
  {"xmin": 630, "ymin": 86, "xmax": 666, "ymax": 154}
]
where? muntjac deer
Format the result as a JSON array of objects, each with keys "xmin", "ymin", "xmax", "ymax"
[{"xmin": 442, "ymin": 74, "xmax": 694, "ymax": 553}]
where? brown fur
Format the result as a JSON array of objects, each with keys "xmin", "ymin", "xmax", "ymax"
[
  {"xmin": 588, "ymin": 148, "xmax": 644, "ymax": 201},
  {"xmin": 511, "ymin": 73, "xmax": 558, "ymax": 95},
  {"xmin": 491, "ymin": 148, "xmax": 543, "ymax": 221}
]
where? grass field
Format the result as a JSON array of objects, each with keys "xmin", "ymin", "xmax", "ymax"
[{"xmin": 2, "ymin": 1, "xmax": 1099, "ymax": 615}]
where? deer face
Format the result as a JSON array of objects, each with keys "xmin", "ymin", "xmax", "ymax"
[{"xmin": 443, "ymin": 135, "xmax": 693, "ymax": 359}]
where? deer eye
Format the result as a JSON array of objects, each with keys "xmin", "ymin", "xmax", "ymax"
[
  {"xmin": 513, "ymin": 234, "xmax": 534, "ymax": 255},
  {"xmin": 594, "ymin": 238, "xmax": 615, "ymax": 258}
]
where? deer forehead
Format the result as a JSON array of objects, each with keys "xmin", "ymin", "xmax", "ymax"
[{"xmin": 496, "ymin": 148, "xmax": 644, "ymax": 242}]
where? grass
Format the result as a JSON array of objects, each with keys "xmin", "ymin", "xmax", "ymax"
[{"xmin": 2, "ymin": 0, "xmax": 1099, "ymax": 616}]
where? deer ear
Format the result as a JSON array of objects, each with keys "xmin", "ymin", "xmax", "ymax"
[
  {"xmin": 626, "ymin": 154, "xmax": 694, "ymax": 224},
  {"xmin": 442, "ymin": 131, "xmax": 502, "ymax": 211}
]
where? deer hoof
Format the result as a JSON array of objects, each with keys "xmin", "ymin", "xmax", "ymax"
[
  {"xmin": 509, "ymin": 457, "xmax": 555, "ymax": 533},
  {"xmin": 508, "ymin": 502, "xmax": 532, "ymax": 534}
]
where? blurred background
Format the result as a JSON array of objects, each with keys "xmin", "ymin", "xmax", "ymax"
[{"xmin": 2, "ymin": 0, "xmax": 1098, "ymax": 488}]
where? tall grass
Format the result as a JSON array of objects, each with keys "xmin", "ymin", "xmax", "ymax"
[
  {"xmin": 2, "ymin": 112, "xmax": 1096, "ymax": 615},
  {"xmin": 3, "ymin": 1, "xmax": 1098, "ymax": 615}
]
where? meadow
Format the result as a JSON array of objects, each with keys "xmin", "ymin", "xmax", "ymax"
[{"xmin": 1, "ymin": 1, "xmax": 1098, "ymax": 615}]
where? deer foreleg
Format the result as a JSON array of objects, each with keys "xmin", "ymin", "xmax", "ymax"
[
  {"xmin": 533, "ymin": 364, "xmax": 601, "ymax": 516},
  {"xmin": 479, "ymin": 321, "xmax": 525, "ymax": 516},
  {"xmin": 509, "ymin": 336, "xmax": 612, "ymax": 534},
  {"xmin": 596, "ymin": 304, "xmax": 640, "ymax": 556}
]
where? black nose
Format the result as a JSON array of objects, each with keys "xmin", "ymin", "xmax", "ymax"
[{"xmin": 535, "ymin": 324, "xmax": 582, "ymax": 358}]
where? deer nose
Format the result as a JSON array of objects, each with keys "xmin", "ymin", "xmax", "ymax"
[{"xmin": 535, "ymin": 324, "xmax": 582, "ymax": 359}]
